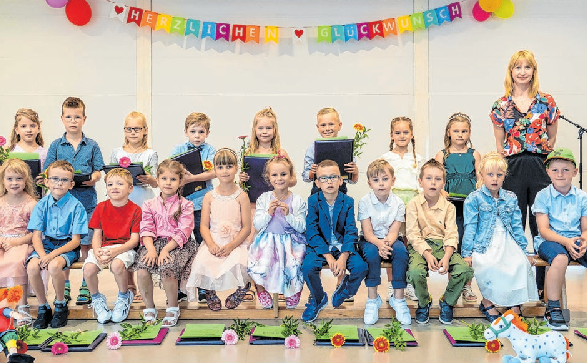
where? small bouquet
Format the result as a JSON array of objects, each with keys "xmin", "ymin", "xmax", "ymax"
[
  {"xmin": 237, "ymin": 135, "xmax": 250, "ymax": 192},
  {"xmin": 229, "ymin": 318, "xmax": 264, "ymax": 341},
  {"xmin": 382, "ymin": 317, "xmax": 407, "ymax": 351},
  {"xmin": 0, "ymin": 136, "xmax": 9, "ymax": 163},
  {"xmin": 281, "ymin": 316, "xmax": 301, "ymax": 349},
  {"xmin": 352, "ymin": 123, "xmax": 370, "ymax": 158}
]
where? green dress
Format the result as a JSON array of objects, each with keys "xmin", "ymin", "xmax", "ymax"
[{"xmin": 443, "ymin": 149, "xmax": 476, "ymax": 196}]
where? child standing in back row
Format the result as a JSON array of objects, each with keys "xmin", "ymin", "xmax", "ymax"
[
  {"xmin": 435, "ymin": 112, "xmax": 481, "ymax": 304},
  {"xmin": 380, "ymin": 116, "xmax": 422, "ymax": 303}
]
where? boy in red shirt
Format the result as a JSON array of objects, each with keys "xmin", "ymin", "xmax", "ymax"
[{"xmin": 83, "ymin": 168, "xmax": 141, "ymax": 324}]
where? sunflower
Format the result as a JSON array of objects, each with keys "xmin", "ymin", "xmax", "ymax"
[
  {"xmin": 353, "ymin": 123, "xmax": 365, "ymax": 132},
  {"xmin": 331, "ymin": 333, "xmax": 345, "ymax": 347},
  {"xmin": 485, "ymin": 339, "xmax": 500, "ymax": 353},
  {"xmin": 373, "ymin": 336, "xmax": 390, "ymax": 353}
]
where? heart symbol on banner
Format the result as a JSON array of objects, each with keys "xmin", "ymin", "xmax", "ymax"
[
  {"xmin": 115, "ymin": 5, "xmax": 124, "ymax": 14},
  {"xmin": 295, "ymin": 29, "xmax": 304, "ymax": 38}
]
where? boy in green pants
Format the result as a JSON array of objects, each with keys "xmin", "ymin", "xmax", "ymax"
[{"xmin": 405, "ymin": 159, "xmax": 473, "ymax": 325}]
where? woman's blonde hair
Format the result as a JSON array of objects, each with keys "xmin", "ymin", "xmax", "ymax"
[
  {"xmin": 476, "ymin": 151, "xmax": 508, "ymax": 189},
  {"xmin": 389, "ymin": 116, "xmax": 418, "ymax": 168},
  {"xmin": 124, "ymin": 111, "xmax": 149, "ymax": 149},
  {"xmin": 442, "ymin": 113, "xmax": 473, "ymax": 161},
  {"xmin": 504, "ymin": 50, "xmax": 539, "ymax": 97},
  {"xmin": 156, "ymin": 159, "xmax": 185, "ymax": 222},
  {"xmin": 0, "ymin": 159, "xmax": 38, "ymax": 199},
  {"xmin": 247, "ymin": 107, "xmax": 281, "ymax": 155},
  {"xmin": 10, "ymin": 109, "xmax": 44, "ymax": 151}
]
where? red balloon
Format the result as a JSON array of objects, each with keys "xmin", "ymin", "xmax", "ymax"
[{"xmin": 65, "ymin": 0, "xmax": 92, "ymax": 26}]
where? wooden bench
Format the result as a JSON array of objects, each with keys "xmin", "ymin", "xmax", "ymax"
[{"xmin": 60, "ymin": 258, "xmax": 576, "ymax": 319}]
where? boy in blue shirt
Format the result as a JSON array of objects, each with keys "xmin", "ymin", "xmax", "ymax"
[
  {"xmin": 169, "ymin": 112, "xmax": 216, "ymax": 302},
  {"xmin": 27, "ymin": 160, "xmax": 88, "ymax": 329},
  {"xmin": 301, "ymin": 160, "xmax": 367, "ymax": 323},
  {"xmin": 44, "ymin": 97, "xmax": 104, "ymax": 305},
  {"xmin": 532, "ymin": 148, "xmax": 587, "ymax": 331}
]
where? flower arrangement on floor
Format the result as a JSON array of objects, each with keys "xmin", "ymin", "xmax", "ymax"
[
  {"xmin": 229, "ymin": 318, "xmax": 264, "ymax": 341},
  {"xmin": 381, "ymin": 317, "xmax": 407, "ymax": 351},
  {"xmin": 352, "ymin": 123, "xmax": 370, "ymax": 158},
  {"xmin": 303, "ymin": 318, "xmax": 333, "ymax": 345},
  {"xmin": 237, "ymin": 135, "xmax": 250, "ymax": 192},
  {"xmin": 221, "ymin": 329, "xmax": 238, "ymax": 345},
  {"xmin": 281, "ymin": 315, "xmax": 301, "ymax": 349},
  {"xmin": 461, "ymin": 320, "xmax": 500, "ymax": 353},
  {"xmin": 373, "ymin": 336, "xmax": 390, "ymax": 353}
]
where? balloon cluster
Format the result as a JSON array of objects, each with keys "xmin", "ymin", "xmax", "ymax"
[
  {"xmin": 46, "ymin": 0, "xmax": 92, "ymax": 26},
  {"xmin": 472, "ymin": 0, "xmax": 515, "ymax": 22}
]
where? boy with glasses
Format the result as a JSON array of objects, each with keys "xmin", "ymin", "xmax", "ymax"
[
  {"xmin": 27, "ymin": 160, "xmax": 88, "ymax": 328},
  {"xmin": 301, "ymin": 160, "xmax": 367, "ymax": 322},
  {"xmin": 44, "ymin": 97, "xmax": 105, "ymax": 306}
]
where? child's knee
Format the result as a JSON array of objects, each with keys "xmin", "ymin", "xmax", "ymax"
[
  {"xmin": 27, "ymin": 258, "xmax": 41, "ymax": 274},
  {"xmin": 551, "ymin": 254, "xmax": 569, "ymax": 268},
  {"xmin": 110, "ymin": 259, "xmax": 126, "ymax": 275},
  {"xmin": 48, "ymin": 259, "xmax": 65, "ymax": 275},
  {"xmin": 406, "ymin": 266, "xmax": 427, "ymax": 281},
  {"xmin": 83, "ymin": 263, "xmax": 99, "ymax": 278},
  {"xmin": 137, "ymin": 269, "xmax": 151, "ymax": 279}
]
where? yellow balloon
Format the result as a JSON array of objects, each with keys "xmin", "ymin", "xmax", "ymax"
[
  {"xmin": 494, "ymin": 0, "xmax": 515, "ymax": 19},
  {"xmin": 479, "ymin": 0, "xmax": 502, "ymax": 12}
]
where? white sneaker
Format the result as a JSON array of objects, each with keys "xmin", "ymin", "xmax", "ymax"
[
  {"xmin": 404, "ymin": 284, "xmax": 418, "ymax": 301},
  {"xmin": 91, "ymin": 293, "xmax": 112, "ymax": 324},
  {"xmin": 387, "ymin": 281, "xmax": 394, "ymax": 302},
  {"xmin": 111, "ymin": 290, "xmax": 134, "ymax": 323},
  {"xmin": 364, "ymin": 295, "xmax": 382, "ymax": 325},
  {"xmin": 389, "ymin": 297, "xmax": 412, "ymax": 325}
]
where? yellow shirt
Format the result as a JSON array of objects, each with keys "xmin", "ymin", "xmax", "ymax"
[{"xmin": 406, "ymin": 192, "xmax": 458, "ymax": 256}]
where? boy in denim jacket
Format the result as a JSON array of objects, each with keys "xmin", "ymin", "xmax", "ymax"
[{"xmin": 532, "ymin": 148, "xmax": 587, "ymax": 331}]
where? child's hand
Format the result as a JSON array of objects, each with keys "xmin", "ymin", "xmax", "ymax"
[
  {"xmin": 35, "ymin": 175, "xmax": 45, "ymax": 185},
  {"xmin": 526, "ymin": 255, "xmax": 536, "ymax": 267},
  {"xmin": 101, "ymin": 247, "xmax": 121, "ymax": 265},
  {"xmin": 437, "ymin": 256, "xmax": 450, "ymax": 275},
  {"xmin": 207, "ymin": 241, "xmax": 220, "ymax": 256},
  {"xmin": 579, "ymin": 237, "xmax": 587, "ymax": 258},
  {"xmin": 344, "ymin": 162, "xmax": 358, "ymax": 175},
  {"xmin": 157, "ymin": 249, "xmax": 171, "ymax": 266},
  {"xmin": 441, "ymin": 189, "xmax": 449, "ymax": 198},
  {"xmin": 377, "ymin": 241, "xmax": 393, "ymax": 259},
  {"xmin": 1, "ymin": 238, "xmax": 16, "ymax": 251},
  {"xmin": 268, "ymin": 199, "xmax": 279, "ymax": 216},
  {"xmin": 423, "ymin": 251, "xmax": 439, "ymax": 272},
  {"xmin": 239, "ymin": 172, "xmax": 249, "ymax": 182},
  {"xmin": 39, "ymin": 252, "xmax": 56, "ymax": 269},
  {"xmin": 278, "ymin": 202, "xmax": 289, "ymax": 216},
  {"xmin": 333, "ymin": 254, "xmax": 348, "ymax": 277},
  {"xmin": 142, "ymin": 248, "xmax": 158, "ymax": 268},
  {"xmin": 309, "ymin": 164, "xmax": 318, "ymax": 179},
  {"xmin": 324, "ymin": 254, "xmax": 338, "ymax": 275},
  {"xmin": 216, "ymin": 243, "xmax": 236, "ymax": 258},
  {"xmin": 137, "ymin": 174, "xmax": 157, "ymax": 187},
  {"xmin": 566, "ymin": 237, "xmax": 582, "ymax": 260},
  {"xmin": 83, "ymin": 174, "xmax": 98, "ymax": 186},
  {"xmin": 463, "ymin": 256, "xmax": 472, "ymax": 267}
]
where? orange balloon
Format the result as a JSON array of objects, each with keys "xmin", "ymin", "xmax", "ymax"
[{"xmin": 479, "ymin": 0, "xmax": 502, "ymax": 12}]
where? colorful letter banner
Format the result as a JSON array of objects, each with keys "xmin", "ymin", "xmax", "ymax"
[{"xmin": 107, "ymin": 1, "xmax": 504, "ymax": 46}]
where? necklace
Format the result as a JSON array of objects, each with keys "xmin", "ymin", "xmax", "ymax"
[{"xmin": 273, "ymin": 191, "xmax": 290, "ymax": 202}]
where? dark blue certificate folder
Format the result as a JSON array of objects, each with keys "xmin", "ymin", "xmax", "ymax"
[
  {"xmin": 243, "ymin": 154, "xmax": 275, "ymax": 203},
  {"xmin": 313, "ymin": 138, "xmax": 354, "ymax": 179}
]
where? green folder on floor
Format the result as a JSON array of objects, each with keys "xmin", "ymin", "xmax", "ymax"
[
  {"xmin": 176, "ymin": 324, "xmax": 225, "ymax": 345},
  {"xmin": 315, "ymin": 325, "xmax": 365, "ymax": 346}
]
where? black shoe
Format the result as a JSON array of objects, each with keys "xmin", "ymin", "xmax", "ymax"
[
  {"xmin": 8, "ymin": 353, "xmax": 36, "ymax": 363},
  {"xmin": 479, "ymin": 302, "xmax": 502, "ymax": 322},
  {"xmin": 197, "ymin": 288, "xmax": 207, "ymax": 304},
  {"xmin": 51, "ymin": 302, "xmax": 69, "ymax": 328},
  {"xmin": 545, "ymin": 307, "xmax": 568, "ymax": 331},
  {"xmin": 178, "ymin": 290, "xmax": 188, "ymax": 303},
  {"xmin": 32, "ymin": 305, "xmax": 52, "ymax": 329}
]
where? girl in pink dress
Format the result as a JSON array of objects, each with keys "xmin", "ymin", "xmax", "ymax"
[
  {"xmin": 186, "ymin": 148, "xmax": 252, "ymax": 310},
  {"xmin": 0, "ymin": 159, "xmax": 38, "ymax": 326}
]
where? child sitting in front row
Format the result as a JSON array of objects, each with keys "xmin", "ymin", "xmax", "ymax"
[
  {"xmin": 357, "ymin": 159, "xmax": 410, "ymax": 325},
  {"xmin": 302, "ymin": 160, "xmax": 368, "ymax": 323},
  {"xmin": 406, "ymin": 159, "xmax": 473, "ymax": 325},
  {"xmin": 462, "ymin": 152, "xmax": 538, "ymax": 323},
  {"xmin": 83, "ymin": 168, "xmax": 142, "ymax": 324},
  {"xmin": 27, "ymin": 160, "xmax": 88, "ymax": 329},
  {"xmin": 532, "ymin": 148, "xmax": 587, "ymax": 331}
]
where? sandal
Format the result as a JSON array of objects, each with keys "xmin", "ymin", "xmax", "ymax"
[
  {"xmin": 161, "ymin": 307, "xmax": 180, "ymax": 328},
  {"xmin": 129, "ymin": 285, "xmax": 143, "ymax": 303},
  {"xmin": 76, "ymin": 283, "xmax": 92, "ymax": 306},
  {"xmin": 242, "ymin": 285, "xmax": 255, "ymax": 302},
  {"xmin": 479, "ymin": 302, "xmax": 502, "ymax": 322},
  {"xmin": 257, "ymin": 291, "xmax": 273, "ymax": 309},
  {"xmin": 142, "ymin": 308, "xmax": 157, "ymax": 323},
  {"xmin": 204, "ymin": 289, "xmax": 222, "ymax": 311},
  {"xmin": 16, "ymin": 305, "xmax": 32, "ymax": 327},
  {"xmin": 225, "ymin": 282, "xmax": 251, "ymax": 309}
]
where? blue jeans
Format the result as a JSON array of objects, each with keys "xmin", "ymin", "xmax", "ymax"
[
  {"xmin": 538, "ymin": 240, "xmax": 587, "ymax": 267},
  {"xmin": 193, "ymin": 210, "xmax": 202, "ymax": 246},
  {"xmin": 358, "ymin": 238, "xmax": 408, "ymax": 289},
  {"xmin": 302, "ymin": 249, "xmax": 367, "ymax": 304}
]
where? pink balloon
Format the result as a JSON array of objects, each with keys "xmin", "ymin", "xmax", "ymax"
[
  {"xmin": 46, "ymin": 0, "xmax": 69, "ymax": 8},
  {"xmin": 472, "ymin": 1, "xmax": 491, "ymax": 22}
]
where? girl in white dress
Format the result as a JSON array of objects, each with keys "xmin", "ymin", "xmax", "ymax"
[
  {"xmin": 110, "ymin": 111, "xmax": 159, "ymax": 302},
  {"xmin": 462, "ymin": 152, "xmax": 538, "ymax": 322}
]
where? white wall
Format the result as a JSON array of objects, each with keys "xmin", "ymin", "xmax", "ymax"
[{"xmin": 2, "ymin": 0, "xmax": 587, "ymax": 203}]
